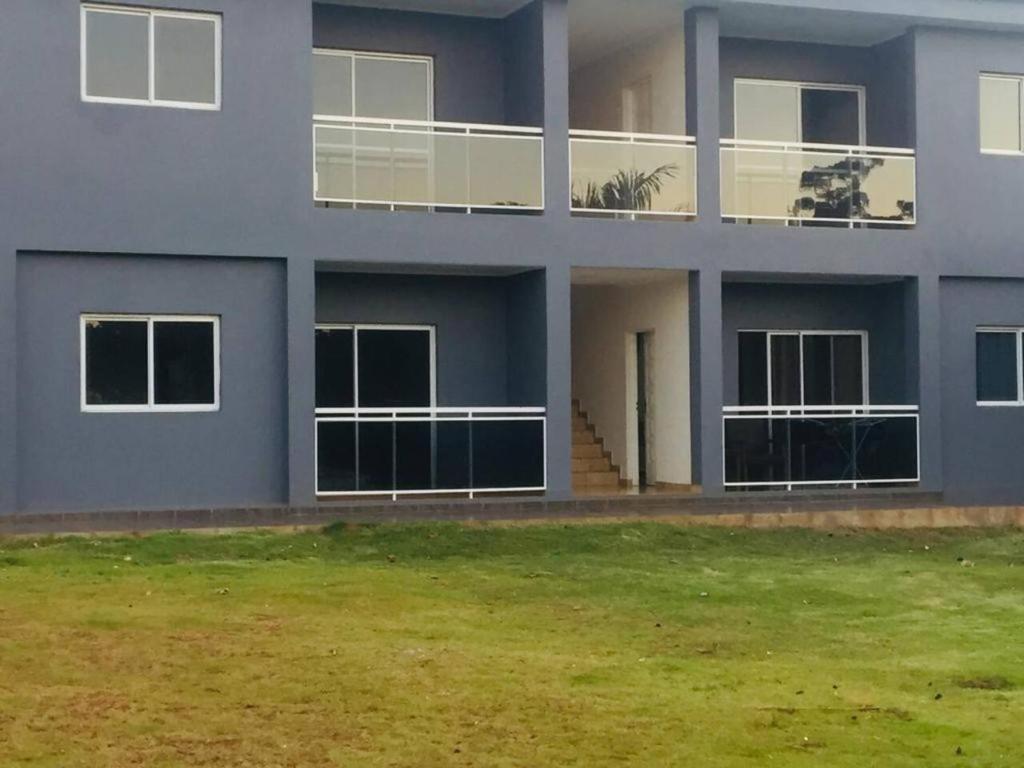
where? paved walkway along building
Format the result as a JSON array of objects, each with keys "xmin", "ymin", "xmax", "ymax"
[{"xmin": 5, "ymin": 0, "xmax": 1024, "ymax": 521}]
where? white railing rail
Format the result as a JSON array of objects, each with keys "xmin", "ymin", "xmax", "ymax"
[
  {"xmin": 313, "ymin": 115, "xmax": 545, "ymax": 212},
  {"xmin": 722, "ymin": 404, "xmax": 920, "ymax": 490},
  {"xmin": 570, "ymin": 129, "xmax": 697, "ymax": 218},
  {"xmin": 720, "ymin": 139, "xmax": 917, "ymax": 226},
  {"xmin": 315, "ymin": 406, "xmax": 547, "ymax": 500}
]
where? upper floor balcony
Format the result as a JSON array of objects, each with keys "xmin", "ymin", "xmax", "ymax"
[{"xmin": 310, "ymin": 2, "xmax": 545, "ymax": 214}]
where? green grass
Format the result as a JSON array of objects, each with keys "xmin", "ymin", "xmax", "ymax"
[{"xmin": 0, "ymin": 522, "xmax": 1021, "ymax": 767}]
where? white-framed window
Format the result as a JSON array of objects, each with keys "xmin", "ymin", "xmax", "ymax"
[
  {"xmin": 734, "ymin": 79, "xmax": 866, "ymax": 145},
  {"xmin": 738, "ymin": 330, "xmax": 869, "ymax": 407},
  {"xmin": 81, "ymin": 4, "xmax": 221, "ymax": 110},
  {"xmin": 980, "ymin": 74, "xmax": 1024, "ymax": 154},
  {"xmin": 81, "ymin": 314, "xmax": 220, "ymax": 412},
  {"xmin": 315, "ymin": 324, "xmax": 436, "ymax": 409},
  {"xmin": 976, "ymin": 327, "xmax": 1024, "ymax": 405},
  {"xmin": 312, "ymin": 49, "xmax": 433, "ymax": 121}
]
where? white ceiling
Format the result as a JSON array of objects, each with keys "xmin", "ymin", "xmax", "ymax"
[{"xmin": 571, "ymin": 267, "xmax": 688, "ymax": 286}]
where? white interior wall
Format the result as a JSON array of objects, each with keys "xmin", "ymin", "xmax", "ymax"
[
  {"xmin": 571, "ymin": 275, "xmax": 691, "ymax": 485},
  {"xmin": 569, "ymin": 27, "xmax": 686, "ymax": 134}
]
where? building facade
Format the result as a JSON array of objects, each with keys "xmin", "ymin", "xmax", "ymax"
[{"xmin": 4, "ymin": 0, "xmax": 1024, "ymax": 516}]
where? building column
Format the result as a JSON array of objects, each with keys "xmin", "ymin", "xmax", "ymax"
[
  {"xmin": 0, "ymin": 249, "xmax": 16, "ymax": 514},
  {"xmin": 685, "ymin": 6, "xmax": 721, "ymax": 225},
  {"xmin": 910, "ymin": 274, "xmax": 942, "ymax": 492},
  {"xmin": 545, "ymin": 262, "xmax": 573, "ymax": 499},
  {"xmin": 287, "ymin": 257, "xmax": 316, "ymax": 507},
  {"xmin": 542, "ymin": 0, "xmax": 570, "ymax": 218},
  {"xmin": 689, "ymin": 269, "xmax": 724, "ymax": 494}
]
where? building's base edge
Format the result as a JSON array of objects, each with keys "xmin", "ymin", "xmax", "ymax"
[{"xmin": 6, "ymin": 489, "xmax": 1024, "ymax": 535}]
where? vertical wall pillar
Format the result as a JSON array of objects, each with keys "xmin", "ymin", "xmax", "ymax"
[
  {"xmin": 542, "ymin": 0, "xmax": 570, "ymax": 217},
  {"xmin": 545, "ymin": 262, "xmax": 573, "ymax": 499},
  {"xmin": 689, "ymin": 269, "xmax": 724, "ymax": 494},
  {"xmin": 0, "ymin": 250, "xmax": 16, "ymax": 514},
  {"xmin": 287, "ymin": 258, "xmax": 316, "ymax": 507},
  {"xmin": 910, "ymin": 274, "xmax": 943, "ymax": 492},
  {"xmin": 685, "ymin": 7, "xmax": 721, "ymax": 225}
]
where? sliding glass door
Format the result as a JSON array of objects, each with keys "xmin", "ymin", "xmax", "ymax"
[{"xmin": 734, "ymin": 79, "xmax": 864, "ymax": 145}]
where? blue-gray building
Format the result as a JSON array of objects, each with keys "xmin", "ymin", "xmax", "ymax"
[{"xmin": 5, "ymin": 0, "xmax": 1024, "ymax": 518}]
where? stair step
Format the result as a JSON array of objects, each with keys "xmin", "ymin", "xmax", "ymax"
[
  {"xmin": 572, "ymin": 457, "xmax": 612, "ymax": 473},
  {"xmin": 572, "ymin": 470, "xmax": 622, "ymax": 487},
  {"xmin": 572, "ymin": 443, "xmax": 605, "ymax": 459}
]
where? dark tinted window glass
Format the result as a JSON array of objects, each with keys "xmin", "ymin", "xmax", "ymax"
[
  {"xmin": 801, "ymin": 335, "xmax": 833, "ymax": 406},
  {"xmin": 153, "ymin": 321, "xmax": 215, "ymax": 405},
  {"xmin": 316, "ymin": 328, "xmax": 355, "ymax": 408},
  {"xmin": 801, "ymin": 88, "xmax": 860, "ymax": 145},
  {"xmin": 769, "ymin": 335, "xmax": 801, "ymax": 405},
  {"xmin": 85, "ymin": 319, "xmax": 148, "ymax": 405},
  {"xmin": 358, "ymin": 329, "xmax": 431, "ymax": 407},
  {"xmin": 316, "ymin": 421, "xmax": 357, "ymax": 493},
  {"xmin": 832, "ymin": 335, "xmax": 864, "ymax": 405},
  {"xmin": 738, "ymin": 332, "xmax": 768, "ymax": 406},
  {"xmin": 977, "ymin": 332, "xmax": 1018, "ymax": 402}
]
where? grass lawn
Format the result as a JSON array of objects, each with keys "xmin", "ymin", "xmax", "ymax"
[{"xmin": 0, "ymin": 522, "xmax": 1021, "ymax": 767}]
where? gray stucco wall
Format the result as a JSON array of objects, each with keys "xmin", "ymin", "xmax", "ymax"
[
  {"xmin": 721, "ymin": 281, "xmax": 911, "ymax": 406},
  {"xmin": 939, "ymin": 278, "xmax": 1024, "ymax": 503},
  {"xmin": 16, "ymin": 254, "xmax": 288, "ymax": 512},
  {"xmin": 315, "ymin": 271, "xmax": 545, "ymax": 407}
]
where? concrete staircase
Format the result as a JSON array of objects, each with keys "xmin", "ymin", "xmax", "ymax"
[{"xmin": 572, "ymin": 399, "xmax": 624, "ymax": 494}]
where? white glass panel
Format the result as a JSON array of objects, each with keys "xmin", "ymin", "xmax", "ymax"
[
  {"xmin": 313, "ymin": 52, "xmax": 353, "ymax": 117},
  {"xmin": 391, "ymin": 130, "xmax": 431, "ymax": 204},
  {"xmin": 632, "ymin": 143, "xmax": 695, "ymax": 214},
  {"xmin": 980, "ymin": 76, "xmax": 1021, "ymax": 152},
  {"xmin": 856, "ymin": 154, "xmax": 915, "ymax": 222},
  {"xmin": 84, "ymin": 9, "xmax": 149, "ymax": 100},
  {"xmin": 570, "ymin": 140, "xmax": 632, "ymax": 209},
  {"xmin": 153, "ymin": 15, "xmax": 218, "ymax": 105},
  {"xmin": 468, "ymin": 135, "xmax": 543, "ymax": 208},
  {"xmin": 735, "ymin": 82, "xmax": 799, "ymax": 142},
  {"xmin": 723, "ymin": 147, "xmax": 850, "ymax": 220},
  {"xmin": 431, "ymin": 133, "xmax": 470, "ymax": 206},
  {"xmin": 354, "ymin": 57, "xmax": 431, "ymax": 120},
  {"xmin": 314, "ymin": 125, "xmax": 355, "ymax": 201},
  {"xmin": 353, "ymin": 128, "xmax": 395, "ymax": 202}
]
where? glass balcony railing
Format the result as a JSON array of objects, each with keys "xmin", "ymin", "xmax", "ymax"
[
  {"xmin": 570, "ymin": 130, "xmax": 697, "ymax": 219},
  {"xmin": 313, "ymin": 117, "xmax": 545, "ymax": 212},
  {"xmin": 720, "ymin": 140, "xmax": 916, "ymax": 226},
  {"xmin": 315, "ymin": 407, "xmax": 547, "ymax": 499},
  {"xmin": 723, "ymin": 405, "xmax": 920, "ymax": 491}
]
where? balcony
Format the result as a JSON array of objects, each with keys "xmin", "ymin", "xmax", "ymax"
[
  {"xmin": 315, "ymin": 407, "xmax": 547, "ymax": 499},
  {"xmin": 720, "ymin": 140, "xmax": 916, "ymax": 227},
  {"xmin": 723, "ymin": 405, "xmax": 920, "ymax": 491},
  {"xmin": 313, "ymin": 117, "xmax": 545, "ymax": 213},
  {"xmin": 569, "ymin": 131, "xmax": 696, "ymax": 219}
]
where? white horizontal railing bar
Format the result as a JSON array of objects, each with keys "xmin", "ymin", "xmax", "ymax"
[
  {"xmin": 570, "ymin": 208, "xmax": 695, "ymax": 217},
  {"xmin": 315, "ymin": 407, "xmax": 547, "ymax": 416},
  {"xmin": 720, "ymin": 138, "xmax": 915, "ymax": 155},
  {"xmin": 570, "ymin": 129, "xmax": 696, "ymax": 143},
  {"xmin": 314, "ymin": 114, "xmax": 544, "ymax": 135},
  {"xmin": 723, "ymin": 405, "xmax": 919, "ymax": 414},
  {"xmin": 314, "ymin": 196, "xmax": 544, "ymax": 212},
  {"xmin": 721, "ymin": 214, "xmax": 915, "ymax": 226},
  {"xmin": 318, "ymin": 486, "xmax": 547, "ymax": 498},
  {"xmin": 723, "ymin": 478, "xmax": 920, "ymax": 488}
]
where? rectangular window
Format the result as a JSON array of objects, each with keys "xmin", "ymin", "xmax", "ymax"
[
  {"xmin": 82, "ymin": 315, "xmax": 220, "ymax": 412},
  {"xmin": 734, "ymin": 79, "xmax": 865, "ymax": 145},
  {"xmin": 977, "ymin": 328, "xmax": 1024, "ymax": 405},
  {"xmin": 82, "ymin": 4, "xmax": 221, "ymax": 109},
  {"xmin": 312, "ymin": 49, "xmax": 433, "ymax": 121},
  {"xmin": 738, "ymin": 330, "xmax": 868, "ymax": 407},
  {"xmin": 980, "ymin": 74, "xmax": 1024, "ymax": 153},
  {"xmin": 315, "ymin": 324, "xmax": 435, "ymax": 409}
]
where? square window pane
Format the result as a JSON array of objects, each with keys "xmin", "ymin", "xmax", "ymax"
[
  {"xmin": 85, "ymin": 319, "xmax": 148, "ymax": 405},
  {"xmin": 84, "ymin": 9, "xmax": 150, "ymax": 101},
  {"xmin": 801, "ymin": 88, "xmax": 861, "ymax": 145},
  {"xmin": 153, "ymin": 321, "xmax": 216, "ymax": 405},
  {"xmin": 735, "ymin": 82, "xmax": 799, "ymax": 142},
  {"xmin": 354, "ymin": 57, "xmax": 431, "ymax": 120},
  {"xmin": 154, "ymin": 15, "xmax": 218, "ymax": 105},
  {"xmin": 357, "ymin": 329, "xmax": 432, "ymax": 408},
  {"xmin": 977, "ymin": 332, "xmax": 1018, "ymax": 402},
  {"xmin": 980, "ymin": 77, "xmax": 1021, "ymax": 152},
  {"xmin": 313, "ymin": 52, "xmax": 353, "ymax": 116}
]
